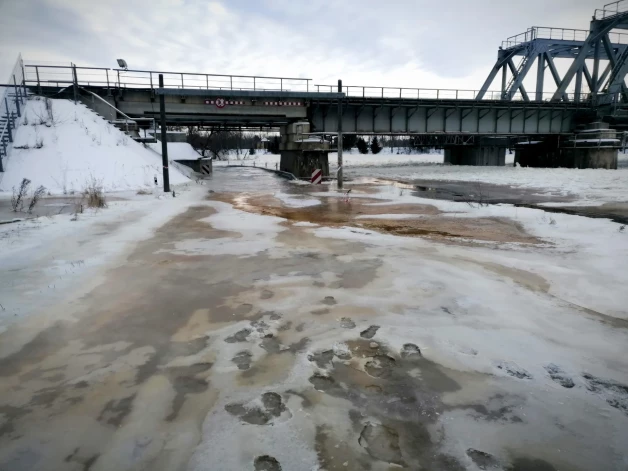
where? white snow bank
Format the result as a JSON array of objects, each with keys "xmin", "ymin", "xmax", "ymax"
[
  {"xmin": 0, "ymin": 98, "xmax": 189, "ymax": 194},
  {"xmin": 381, "ymin": 165, "xmax": 628, "ymax": 204},
  {"xmin": 147, "ymin": 141, "xmax": 201, "ymax": 161}
]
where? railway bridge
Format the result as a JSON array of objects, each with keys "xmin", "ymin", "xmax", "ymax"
[{"xmin": 3, "ymin": 0, "xmax": 628, "ymax": 177}]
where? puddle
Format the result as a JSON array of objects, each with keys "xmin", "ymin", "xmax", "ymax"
[{"xmin": 214, "ymin": 192, "xmax": 540, "ymax": 244}]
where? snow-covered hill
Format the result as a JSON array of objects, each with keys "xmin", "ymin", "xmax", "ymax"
[{"xmin": 0, "ymin": 97, "xmax": 189, "ymax": 194}]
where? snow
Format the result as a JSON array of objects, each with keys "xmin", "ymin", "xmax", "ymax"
[
  {"xmin": 363, "ymin": 165, "xmax": 628, "ymax": 204},
  {"xmin": 0, "ymin": 98, "xmax": 189, "ymax": 195},
  {"xmin": 161, "ymin": 200, "xmax": 287, "ymax": 257},
  {"xmin": 147, "ymin": 141, "xmax": 201, "ymax": 160},
  {"xmin": 0, "ymin": 185, "xmax": 207, "ymax": 329},
  {"xmin": 273, "ymin": 192, "xmax": 321, "ymax": 208},
  {"xmin": 212, "ymin": 148, "xmax": 446, "ymax": 169}
]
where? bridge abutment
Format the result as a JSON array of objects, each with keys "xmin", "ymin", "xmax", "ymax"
[
  {"xmin": 444, "ymin": 138, "xmax": 508, "ymax": 166},
  {"xmin": 279, "ymin": 122, "xmax": 330, "ymax": 178},
  {"xmin": 515, "ymin": 123, "xmax": 619, "ymax": 169}
]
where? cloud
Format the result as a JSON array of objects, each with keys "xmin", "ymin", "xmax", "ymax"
[{"xmin": 0, "ymin": 0, "xmax": 602, "ymax": 92}]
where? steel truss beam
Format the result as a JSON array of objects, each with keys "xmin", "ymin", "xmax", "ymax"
[{"xmin": 479, "ymin": 8, "xmax": 628, "ymax": 104}]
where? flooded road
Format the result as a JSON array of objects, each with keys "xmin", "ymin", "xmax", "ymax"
[{"xmin": 1, "ymin": 167, "xmax": 627, "ymax": 471}]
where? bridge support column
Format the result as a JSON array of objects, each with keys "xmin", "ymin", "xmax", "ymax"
[
  {"xmin": 515, "ymin": 123, "xmax": 618, "ymax": 169},
  {"xmin": 279, "ymin": 121, "xmax": 330, "ymax": 178},
  {"xmin": 444, "ymin": 138, "xmax": 507, "ymax": 166}
]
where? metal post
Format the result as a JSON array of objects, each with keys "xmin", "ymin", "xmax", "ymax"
[
  {"xmin": 575, "ymin": 66, "xmax": 583, "ymax": 103},
  {"xmin": 253, "ymin": 77, "xmax": 256, "ymax": 90},
  {"xmin": 337, "ymin": 79, "xmax": 343, "ymax": 190},
  {"xmin": 105, "ymin": 69, "xmax": 111, "ymax": 96},
  {"xmin": 13, "ymin": 76, "xmax": 21, "ymax": 117},
  {"xmin": 35, "ymin": 66, "xmax": 41, "ymax": 94},
  {"xmin": 181, "ymin": 73, "xmax": 184, "ymax": 89},
  {"xmin": 501, "ymin": 64, "xmax": 508, "ymax": 99},
  {"xmin": 231, "ymin": 76, "xmax": 233, "ymax": 90},
  {"xmin": 71, "ymin": 64, "xmax": 78, "ymax": 104},
  {"xmin": 592, "ymin": 40, "xmax": 601, "ymax": 95},
  {"xmin": 5, "ymin": 98, "xmax": 13, "ymax": 143},
  {"xmin": 536, "ymin": 54, "xmax": 545, "ymax": 101},
  {"xmin": 159, "ymin": 74, "xmax": 170, "ymax": 192}
]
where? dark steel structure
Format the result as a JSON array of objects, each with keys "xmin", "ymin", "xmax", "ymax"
[{"xmin": 478, "ymin": 0, "xmax": 628, "ymax": 105}]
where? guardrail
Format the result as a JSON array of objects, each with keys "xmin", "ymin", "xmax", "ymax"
[
  {"xmin": 502, "ymin": 26, "xmax": 628, "ymax": 49},
  {"xmin": 23, "ymin": 64, "xmax": 312, "ymax": 93},
  {"xmin": 595, "ymin": 0, "xmax": 628, "ymax": 20},
  {"xmin": 313, "ymin": 84, "xmax": 589, "ymax": 102},
  {"xmin": 1, "ymin": 55, "xmax": 28, "ymax": 172},
  {"xmin": 79, "ymin": 87, "xmax": 156, "ymax": 134}
]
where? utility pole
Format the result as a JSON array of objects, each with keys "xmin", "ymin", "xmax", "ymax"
[
  {"xmin": 159, "ymin": 74, "xmax": 170, "ymax": 192},
  {"xmin": 337, "ymin": 79, "xmax": 343, "ymax": 190}
]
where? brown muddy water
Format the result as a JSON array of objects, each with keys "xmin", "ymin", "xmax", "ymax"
[{"xmin": 1, "ymin": 167, "xmax": 626, "ymax": 471}]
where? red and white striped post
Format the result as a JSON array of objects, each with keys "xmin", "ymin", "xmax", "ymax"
[{"xmin": 311, "ymin": 169, "xmax": 322, "ymax": 184}]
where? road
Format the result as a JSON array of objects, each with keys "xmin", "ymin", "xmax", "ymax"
[{"xmin": 0, "ymin": 168, "xmax": 627, "ymax": 471}]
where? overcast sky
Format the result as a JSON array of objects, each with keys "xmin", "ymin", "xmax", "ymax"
[{"xmin": 0, "ymin": 0, "xmax": 598, "ymax": 91}]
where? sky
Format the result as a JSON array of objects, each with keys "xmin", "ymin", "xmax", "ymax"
[{"xmin": 0, "ymin": 0, "xmax": 600, "ymax": 92}]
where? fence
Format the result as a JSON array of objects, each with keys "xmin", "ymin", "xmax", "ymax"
[
  {"xmin": 313, "ymin": 84, "xmax": 589, "ymax": 102},
  {"xmin": 0, "ymin": 55, "xmax": 28, "ymax": 172},
  {"xmin": 502, "ymin": 26, "xmax": 628, "ymax": 49},
  {"xmin": 23, "ymin": 64, "xmax": 312, "ymax": 93},
  {"xmin": 595, "ymin": 0, "xmax": 628, "ymax": 20}
]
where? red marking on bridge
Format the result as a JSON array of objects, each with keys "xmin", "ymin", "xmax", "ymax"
[{"xmin": 204, "ymin": 99, "xmax": 245, "ymax": 107}]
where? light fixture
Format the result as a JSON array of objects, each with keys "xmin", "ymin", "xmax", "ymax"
[{"xmin": 117, "ymin": 59, "xmax": 128, "ymax": 69}]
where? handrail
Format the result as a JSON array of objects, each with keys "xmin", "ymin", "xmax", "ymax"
[
  {"xmin": 79, "ymin": 87, "xmax": 134, "ymax": 121},
  {"xmin": 1, "ymin": 54, "xmax": 27, "ymax": 171},
  {"xmin": 79, "ymin": 86, "xmax": 156, "ymax": 133},
  {"xmin": 595, "ymin": 0, "xmax": 628, "ymax": 19},
  {"xmin": 115, "ymin": 68, "xmax": 310, "ymax": 82},
  {"xmin": 24, "ymin": 64, "xmax": 312, "ymax": 93},
  {"xmin": 502, "ymin": 25, "xmax": 628, "ymax": 48}
]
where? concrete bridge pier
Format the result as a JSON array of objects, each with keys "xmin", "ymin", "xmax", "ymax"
[
  {"xmin": 515, "ymin": 123, "xmax": 619, "ymax": 169},
  {"xmin": 279, "ymin": 121, "xmax": 330, "ymax": 178},
  {"xmin": 444, "ymin": 137, "xmax": 508, "ymax": 166}
]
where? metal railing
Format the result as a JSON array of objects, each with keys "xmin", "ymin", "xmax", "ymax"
[
  {"xmin": 595, "ymin": 0, "xmax": 628, "ymax": 20},
  {"xmin": 79, "ymin": 87, "xmax": 156, "ymax": 134},
  {"xmin": 1, "ymin": 55, "xmax": 28, "ymax": 172},
  {"xmin": 23, "ymin": 63, "xmax": 312, "ymax": 93},
  {"xmin": 502, "ymin": 26, "xmax": 628, "ymax": 49},
  {"xmin": 313, "ymin": 84, "xmax": 589, "ymax": 102}
]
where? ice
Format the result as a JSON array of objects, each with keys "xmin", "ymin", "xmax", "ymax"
[{"xmin": 274, "ymin": 192, "xmax": 321, "ymax": 208}]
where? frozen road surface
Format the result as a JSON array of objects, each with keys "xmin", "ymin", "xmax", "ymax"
[{"xmin": 0, "ymin": 167, "xmax": 627, "ymax": 471}]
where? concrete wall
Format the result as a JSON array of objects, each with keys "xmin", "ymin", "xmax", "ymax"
[
  {"xmin": 280, "ymin": 151, "xmax": 329, "ymax": 178},
  {"xmin": 80, "ymin": 94, "xmax": 117, "ymax": 122},
  {"xmin": 444, "ymin": 146, "xmax": 506, "ymax": 166},
  {"xmin": 153, "ymin": 131, "xmax": 187, "ymax": 143},
  {"xmin": 561, "ymin": 147, "xmax": 618, "ymax": 169},
  {"xmin": 115, "ymin": 90, "xmax": 307, "ymax": 125}
]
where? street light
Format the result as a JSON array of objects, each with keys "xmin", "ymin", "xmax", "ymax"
[{"xmin": 117, "ymin": 59, "xmax": 128, "ymax": 70}]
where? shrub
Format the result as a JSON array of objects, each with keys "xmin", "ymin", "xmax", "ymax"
[
  {"xmin": 11, "ymin": 178, "xmax": 31, "ymax": 212},
  {"xmin": 370, "ymin": 136, "xmax": 383, "ymax": 155},
  {"xmin": 27, "ymin": 185, "xmax": 46, "ymax": 213},
  {"xmin": 356, "ymin": 137, "xmax": 368, "ymax": 154},
  {"xmin": 83, "ymin": 178, "xmax": 107, "ymax": 208}
]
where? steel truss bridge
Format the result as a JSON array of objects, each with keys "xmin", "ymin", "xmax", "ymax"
[{"xmin": 2, "ymin": 0, "xmax": 628, "ymax": 167}]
